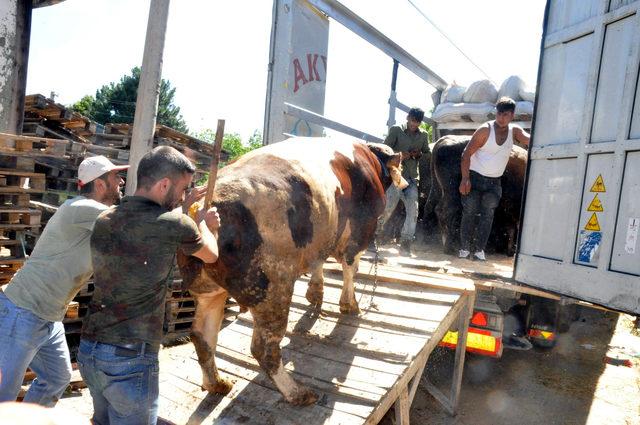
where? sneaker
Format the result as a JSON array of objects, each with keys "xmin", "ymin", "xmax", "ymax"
[
  {"xmin": 473, "ymin": 250, "xmax": 486, "ymax": 261},
  {"xmin": 503, "ymin": 335, "xmax": 533, "ymax": 351},
  {"xmin": 458, "ymin": 249, "xmax": 470, "ymax": 259}
]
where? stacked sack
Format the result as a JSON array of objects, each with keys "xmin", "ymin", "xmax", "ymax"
[{"xmin": 432, "ymin": 75, "xmax": 535, "ymax": 124}]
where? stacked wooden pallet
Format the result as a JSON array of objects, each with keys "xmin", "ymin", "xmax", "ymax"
[{"xmin": 0, "ymin": 132, "xmax": 69, "ymax": 283}]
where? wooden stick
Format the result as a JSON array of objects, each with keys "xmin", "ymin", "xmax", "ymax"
[{"xmin": 203, "ymin": 119, "xmax": 225, "ymax": 208}]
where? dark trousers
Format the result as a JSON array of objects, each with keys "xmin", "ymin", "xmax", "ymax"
[{"xmin": 460, "ymin": 171, "xmax": 502, "ymax": 252}]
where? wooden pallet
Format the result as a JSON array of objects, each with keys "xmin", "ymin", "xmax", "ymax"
[
  {"xmin": 0, "ymin": 207, "xmax": 41, "ymax": 226},
  {"xmin": 0, "ymin": 168, "xmax": 46, "ymax": 191},
  {"xmin": 0, "ymin": 257, "xmax": 25, "ymax": 284},
  {"xmin": 25, "ymin": 94, "xmax": 96, "ymax": 137},
  {"xmin": 0, "ymin": 132, "xmax": 69, "ymax": 158}
]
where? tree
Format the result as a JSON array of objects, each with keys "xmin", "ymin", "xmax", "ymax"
[
  {"xmin": 71, "ymin": 67, "xmax": 188, "ymax": 133},
  {"xmin": 194, "ymin": 129, "xmax": 263, "ymax": 164}
]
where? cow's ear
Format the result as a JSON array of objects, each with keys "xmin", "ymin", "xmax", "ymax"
[{"xmin": 387, "ymin": 152, "xmax": 403, "ymax": 168}]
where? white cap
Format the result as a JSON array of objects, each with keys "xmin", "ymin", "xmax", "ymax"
[{"xmin": 78, "ymin": 156, "xmax": 129, "ymax": 187}]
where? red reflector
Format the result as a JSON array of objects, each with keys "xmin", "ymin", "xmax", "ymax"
[{"xmin": 471, "ymin": 311, "xmax": 488, "ymax": 327}]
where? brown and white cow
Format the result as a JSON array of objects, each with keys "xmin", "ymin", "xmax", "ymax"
[{"xmin": 178, "ymin": 136, "xmax": 407, "ymax": 405}]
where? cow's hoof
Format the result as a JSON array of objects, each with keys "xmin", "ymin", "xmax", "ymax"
[
  {"xmin": 305, "ymin": 288, "xmax": 323, "ymax": 308},
  {"xmin": 339, "ymin": 302, "xmax": 360, "ymax": 315},
  {"xmin": 201, "ymin": 378, "xmax": 233, "ymax": 395},
  {"xmin": 287, "ymin": 387, "xmax": 319, "ymax": 406}
]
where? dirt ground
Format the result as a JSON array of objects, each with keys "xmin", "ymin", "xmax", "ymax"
[
  {"xmin": 393, "ymin": 309, "xmax": 640, "ymax": 425},
  {"xmin": 51, "ymin": 241, "xmax": 640, "ymax": 424}
]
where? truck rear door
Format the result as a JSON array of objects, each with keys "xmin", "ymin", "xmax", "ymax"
[{"xmin": 515, "ymin": 0, "xmax": 640, "ymax": 314}]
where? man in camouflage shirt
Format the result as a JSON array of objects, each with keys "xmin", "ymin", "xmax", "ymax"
[
  {"xmin": 377, "ymin": 107, "xmax": 430, "ymax": 255},
  {"xmin": 78, "ymin": 147, "xmax": 220, "ymax": 425}
]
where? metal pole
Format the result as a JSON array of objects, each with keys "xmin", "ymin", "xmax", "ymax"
[
  {"xmin": 125, "ymin": 0, "xmax": 171, "ymax": 195},
  {"xmin": 386, "ymin": 59, "xmax": 399, "ymax": 128}
]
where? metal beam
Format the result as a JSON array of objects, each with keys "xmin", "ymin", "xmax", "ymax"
[
  {"xmin": 394, "ymin": 100, "xmax": 436, "ymax": 126},
  {"xmin": 306, "ymin": 0, "xmax": 447, "ymax": 90},
  {"xmin": 284, "ymin": 102, "xmax": 383, "ymax": 142}
]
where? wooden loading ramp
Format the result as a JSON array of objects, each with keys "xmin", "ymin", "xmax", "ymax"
[{"xmin": 153, "ymin": 264, "xmax": 475, "ymax": 424}]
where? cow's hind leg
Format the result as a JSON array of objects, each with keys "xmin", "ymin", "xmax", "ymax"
[
  {"xmin": 191, "ymin": 289, "xmax": 233, "ymax": 394},
  {"xmin": 250, "ymin": 292, "xmax": 318, "ymax": 406},
  {"xmin": 340, "ymin": 253, "xmax": 362, "ymax": 315},
  {"xmin": 305, "ymin": 261, "xmax": 324, "ymax": 308}
]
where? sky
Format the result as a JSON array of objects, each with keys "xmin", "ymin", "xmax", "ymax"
[{"xmin": 26, "ymin": 0, "xmax": 546, "ymax": 142}]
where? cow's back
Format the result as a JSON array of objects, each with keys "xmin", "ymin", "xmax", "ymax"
[{"xmin": 204, "ymin": 137, "xmax": 384, "ymax": 306}]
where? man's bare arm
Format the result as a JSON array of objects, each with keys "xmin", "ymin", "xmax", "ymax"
[
  {"xmin": 459, "ymin": 126, "xmax": 490, "ymax": 195},
  {"xmin": 513, "ymin": 126, "xmax": 530, "ymax": 148}
]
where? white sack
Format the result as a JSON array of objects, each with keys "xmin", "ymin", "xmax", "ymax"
[
  {"xmin": 441, "ymin": 82, "xmax": 466, "ymax": 103},
  {"xmin": 463, "ymin": 80, "xmax": 498, "ymax": 103}
]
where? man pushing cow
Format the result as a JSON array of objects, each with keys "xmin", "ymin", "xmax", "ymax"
[{"xmin": 77, "ymin": 147, "xmax": 220, "ymax": 424}]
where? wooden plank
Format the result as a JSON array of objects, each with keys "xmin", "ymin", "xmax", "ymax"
[
  {"xmin": 0, "ymin": 169, "xmax": 46, "ymax": 178},
  {"xmin": 449, "ymin": 294, "xmax": 474, "ymax": 415},
  {"xmin": 158, "ymin": 344, "xmax": 365, "ymax": 425},
  {"xmin": 394, "ymin": 387, "xmax": 410, "ymax": 425},
  {"xmin": 323, "ymin": 262, "xmax": 474, "ymax": 293},
  {"xmin": 0, "ymin": 132, "xmax": 70, "ymax": 144},
  {"xmin": 55, "ymin": 271, "xmax": 471, "ymax": 424},
  {"xmin": 359, "ymin": 257, "xmax": 562, "ymax": 301},
  {"xmin": 364, "ymin": 292, "xmax": 471, "ymax": 424}
]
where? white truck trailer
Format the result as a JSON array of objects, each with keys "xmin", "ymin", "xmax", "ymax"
[{"xmin": 516, "ymin": 0, "xmax": 640, "ymax": 314}]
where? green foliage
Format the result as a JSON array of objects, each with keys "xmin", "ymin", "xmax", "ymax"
[
  {"xmin": 71, "ymin": 67, "xmax": 188, "ymax": 133},
  {"xmin": 420, "ymin": 121, "xmax": 434, "ymax": 143},
  {"xmin": 192, "ymin": 130, "xmax": 263, "ymax": 186},
  {"xmin": 194, "ymin": 129, "xmax": 263, "ymax": 165},
  {"xmin": 72, "ymin": 95, "xmax": 94, "ymax": 117}
]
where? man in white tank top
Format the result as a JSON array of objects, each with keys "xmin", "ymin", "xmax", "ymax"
[{"xmin": 458, "ymin": 97, "xmax": 530, "ymax": 261}]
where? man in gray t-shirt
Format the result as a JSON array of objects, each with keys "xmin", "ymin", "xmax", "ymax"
[{"xmin": 0, "ymin": 156, "xmax": 128, "ymax": 406}]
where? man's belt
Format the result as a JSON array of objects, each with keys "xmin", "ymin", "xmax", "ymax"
[
  {"xmin": 83, "ymin": 336, "xmax": 159, "ymax": 356},
  {"xmin": 113, "ymin": 342, "xmax": 159, "ymax": 357}
]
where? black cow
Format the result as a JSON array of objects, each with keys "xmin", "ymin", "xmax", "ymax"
[{"xmin": 424, "ymin": 135, "xmax": 527, "ymax": 256}]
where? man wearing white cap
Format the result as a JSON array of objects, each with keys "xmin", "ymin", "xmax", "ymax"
[{"xmin": 0, "ymin": 156, "xmax": 128, "ymax": 406}]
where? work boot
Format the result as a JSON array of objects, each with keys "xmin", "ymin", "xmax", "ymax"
[
  {"xmin": 458, "ymin": 249, "xmax": 470, "ymax": 259},
  {"xmin": 473, "ymin": 250, "xmax": 486, "ymax": 261},
  {"xmin": 400, "ymin": 240, "xmax": 412, "ymax": 256}
]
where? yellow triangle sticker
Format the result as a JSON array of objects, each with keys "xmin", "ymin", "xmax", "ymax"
[
  {"xmin": 585, "ymin": 213, "xmax": 601, "ymax": 231},
  {"xmin": 590, "ymin": 174, "xmax": 606, "ymax": 192},
  {"xmin": 587, "ymin": 194, "xmax": 603, "ymax": 212}
]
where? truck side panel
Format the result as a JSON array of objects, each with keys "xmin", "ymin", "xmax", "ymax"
[{"xmin": 515, "ymin": 0, "xmax": 640, "ymax": 314}]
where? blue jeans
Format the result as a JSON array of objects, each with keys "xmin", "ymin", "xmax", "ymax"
[
  {"xmin": 77, "ymin": 339, "xmax": 159, "ymax": 425},
  {"xmin": 0, "ymin": 291, "xmax": 72, "ymax": 406},
  {"xmin": 378, "ymin": 179, "xmax": 419, "ymax": 242},
  {"xmin": 460, "ymin": 171, "xmax": 502, "ymax": 252}
]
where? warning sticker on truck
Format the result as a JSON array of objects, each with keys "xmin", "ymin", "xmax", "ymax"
[
  {"xmin": 578, "ymin": 230, "xmax": 602, "ymax": 263},
  {"xmin": 587, "ymin": 194, "xmax": 604, "ymax": 212},
  {"xmin": 625, "ymin": 218, "xmax": 639, "ymax": 254},
  {"xmin": 590, "ymin": 174, "xmax": 606, "ymax": 192},
  {"xmin": 584, "ymin": 212, "xmax": 601, "ymax": 231}
]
